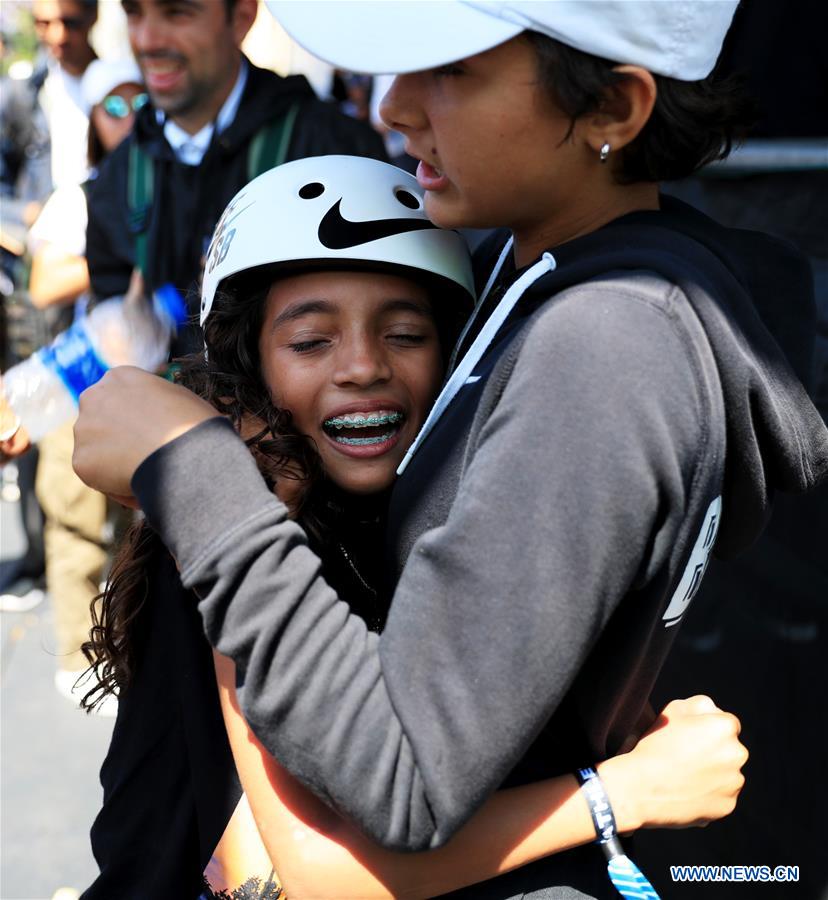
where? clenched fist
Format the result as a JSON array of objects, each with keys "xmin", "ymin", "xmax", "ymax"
[{"xmin": 73, "ymin": 366, "xmax": 220, "ymax": 506}]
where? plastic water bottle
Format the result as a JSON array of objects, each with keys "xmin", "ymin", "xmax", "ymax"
[{"xmin": 0, "ymin": 284, "xmax": 187, "ymax": 443}]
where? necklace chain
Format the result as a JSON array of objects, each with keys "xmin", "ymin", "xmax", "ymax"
[{"xmin": 337, "ymin": 542, "xmax": 377, "ymax": 596}]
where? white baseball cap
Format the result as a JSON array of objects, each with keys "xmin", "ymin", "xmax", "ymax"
[
  {"xmin": 81, "ymin": 57, "xmax": 143, "ymax": 109},
  {"xmin": 266, "ymin": 0, "xmax": 739, "ymax": 81}
]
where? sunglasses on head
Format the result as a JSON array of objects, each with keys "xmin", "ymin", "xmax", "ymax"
[
  {"xmin": 34, "ymin": 15, "xmax": 86, "ymax": 31},
  {"xmin": 102, "ymin": 93, "xmax": 149, "ymax": 119}
]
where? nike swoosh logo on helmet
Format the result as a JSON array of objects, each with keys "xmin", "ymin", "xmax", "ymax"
[{"xmin": 318, "ymin": 199, "xmax": 437, "ymax": 250}]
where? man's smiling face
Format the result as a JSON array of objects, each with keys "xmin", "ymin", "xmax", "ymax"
[{"xmin": 121, "ymin": 0, "xmax": 255, "ymax": 133}]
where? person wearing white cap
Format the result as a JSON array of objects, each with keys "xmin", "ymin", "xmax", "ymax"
[
  {"xmin": 80, "ymin": 57, "xmax": 146, "ymax": 172},
  {"xmin": 28, "ymin": 56, "xmax": 145, "ymax": 310},
  {"xmin": 78, "ymin": 155, "xmax": 747, "ymax": 899},
  {"xmin": 20, "ymin": 56, "xmax": 144, "ymax": 713},
  {"xmin": 72, "ymin": 3, "xmax": 828, "ymax": 897}
]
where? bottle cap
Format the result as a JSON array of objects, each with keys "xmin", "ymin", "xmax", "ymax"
[{"xmin": 154, "ymin": 284, "xmax": 188, "ymax": 328}]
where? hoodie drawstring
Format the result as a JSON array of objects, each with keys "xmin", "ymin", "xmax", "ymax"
[{"xmin": 398, "ymin": 250, "xmax": 557, "ymax": 475}]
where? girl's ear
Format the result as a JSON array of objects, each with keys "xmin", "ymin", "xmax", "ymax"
[{"xmin": 582, "ymin": 65, "xmax": 657, "ymax": 157}]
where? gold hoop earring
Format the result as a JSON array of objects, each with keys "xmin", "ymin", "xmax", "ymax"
[{"xmin": 599, "ymin": 142, "xmax": 611, "ymax": 164}]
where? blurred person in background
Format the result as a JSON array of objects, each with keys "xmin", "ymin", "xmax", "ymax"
[
  {"xmin": 19, "ymin": 57, "xmax": 146, "ymax": 712},
  {"xmin": 1, "ymin": 0, "xmax": 97, "ymax": 211},
  {"xmin": 332, "ymin": 69, "xmax": 372, "ymax": 121},
  {"xmin": 30, "ymin": 0, "xmax": 97, "ymax": 190},
  {"xmin": 28, "ymin": 57, "xmax": 145, "ymax": 315},
  {"xmin": 0, "ymin": 0, "xmax": 97, "ymax": 612},
  {"xmin": 86, "ymin": 0, "xmax": 386, "ymax": 357}
]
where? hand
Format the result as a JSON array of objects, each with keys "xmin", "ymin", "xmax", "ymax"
[
  {"xmin": 0, "ymin": 393, "xmax": 30, "ymax": 460},
  {"xmin": 125, "ymin": 267, "xmax": 146, "ymax": 305},
  {"xmin": 73, "ymin": 366, "xmax": 220, "ymax": 504},
  {"xmin": 0, "ymin": 423, "xmax": 31, "ymax": 461},
  {"xmin": 598, "ymin": 695, "xmax": 748, "ymax": 832}
]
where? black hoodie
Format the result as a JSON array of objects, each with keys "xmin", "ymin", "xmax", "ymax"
[
  {"xmin": 85, "ymin": 59, "xmax": 386, "ymax": 355},
  {"xmin": 133, "ymin": 198, "xmax": 828, "ymax": 899}
]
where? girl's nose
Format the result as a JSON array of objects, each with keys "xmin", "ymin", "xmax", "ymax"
[
  {"xmin": 333, "ymin": 337, "xmax": 392, "ymax": 388},
  {"xmin": 379, "ymin": 74, "xmax": 427, "ymax": 136}
]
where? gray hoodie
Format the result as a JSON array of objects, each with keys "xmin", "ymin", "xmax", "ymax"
[{"xmin": 133, "ymin": 198, "xmax": 827, "ymax": 898}]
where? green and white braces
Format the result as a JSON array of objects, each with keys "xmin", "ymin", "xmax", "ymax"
[
  {"xmin": 323, "ymin": 410, "xmax": 403, "ymax": 447},
  {"xmin": 323, "ymin": 411, "xmax": 403, "ymax": 430},
  {"xmin": 335, "ymin": 430, "xmax": 398, "ymax": 446}
]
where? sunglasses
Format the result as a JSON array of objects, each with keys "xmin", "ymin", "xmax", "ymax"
[
  {"xmin": 34, "ymin": 16, "xmax": 87, "ymax": 31},
  {"xmin": 102, "ymin": 93, "xmax": 149, "ymax": 119}
]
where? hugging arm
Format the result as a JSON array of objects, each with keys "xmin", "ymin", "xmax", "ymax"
[
  {"xmin": 215, "ymin": 651, "xmax": 745, "ymax": 899},
  {"xmin": 133, "ymin": 294, "xmax": 709, "ymax": 851}
]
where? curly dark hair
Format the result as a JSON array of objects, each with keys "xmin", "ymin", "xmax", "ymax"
[
  {"xmin": 524, "ymin": 31, "xmax": 756, "ymax": 183},
  {"xmin": 79, "ymin": 274, "xmax": 324, "ymax": 711}
]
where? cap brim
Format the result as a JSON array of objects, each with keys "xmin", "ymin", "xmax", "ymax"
[{"xmin": 266, "ymin": 0, "xmax": 523, "ymax": 74}]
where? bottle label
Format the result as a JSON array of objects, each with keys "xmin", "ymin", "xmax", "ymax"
[{"xmin": 39, "ymin": 321, "xmax": 109, "ymax": 402}]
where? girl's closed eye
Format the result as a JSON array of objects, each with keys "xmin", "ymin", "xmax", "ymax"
[
  {"xmin": 289, "ymin": 338, "xmax": 329, "ymax": 354},
  {"xmin": 387, "ymin": 330, "xmax": 429, "ymax": 347}
]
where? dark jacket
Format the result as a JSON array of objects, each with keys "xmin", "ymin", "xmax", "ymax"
[
  {"xmin": 85, "ymin": 59, "xmax": 386, "ymax": 354},
  {"xmin": 82, "ymin": 490, "xmax": 387, "ymax": 899},
  {"xmin": 132, "ymin": 198, "xmax": 828, "ymax": 898},
  {"xmin": 80, "ymin": 548, "xmax": 241, "ymax": 900}
]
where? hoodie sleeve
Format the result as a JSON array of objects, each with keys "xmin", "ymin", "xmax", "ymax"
[{"xmin": 133, "ymin": 280, "xmax": 711, "ymax": 851}]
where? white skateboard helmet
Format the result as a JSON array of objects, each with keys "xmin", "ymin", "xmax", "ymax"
[{"xmin": 200, "ymin": 155, "xmax": 475, "ymax": 327}]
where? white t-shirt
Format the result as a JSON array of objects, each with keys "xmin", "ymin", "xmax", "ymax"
[
  {"xmin": 27, "ymin": 182, "xmax": 88, "ymax": 257},
  {"xmin": 40, "ymin": 62, "xmax": 90, "ymax": 189},
  {"xmin": 27, "ymin": 181, "xmax": 89, "ymax": 319}
]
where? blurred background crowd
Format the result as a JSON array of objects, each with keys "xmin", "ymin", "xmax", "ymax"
[
  {"xmin": 0, "ymin": 0, "xmax": 825, "ymax": 898},
  {"xmin": 0, "ymin": 0, "xmax": 396, "ymax": 702}
]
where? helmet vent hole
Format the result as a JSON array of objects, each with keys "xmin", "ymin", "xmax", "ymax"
[
  {"xmin": 299, "ymin": 182, "xmax": 325, "ymax": 199},
  {"xmin": 395, "ymin": 189, "xmax": 420, "ymax": 210}
]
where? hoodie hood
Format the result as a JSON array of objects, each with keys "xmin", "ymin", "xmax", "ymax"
[{"xmin": 499, "ymin": 197, "xmax": 828, "ymax": 559}]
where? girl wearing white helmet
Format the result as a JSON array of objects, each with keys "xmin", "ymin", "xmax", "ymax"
[{"xmin": 79, "ymin": 156, "xmax": 746, "ymax": 898}]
